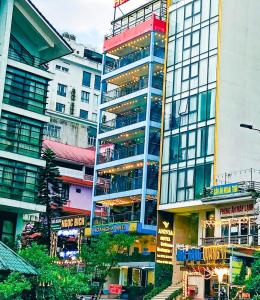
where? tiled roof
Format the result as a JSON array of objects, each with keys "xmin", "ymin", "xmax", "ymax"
[
  {"xmin": 0, "ymin": 242, "xmax": 37, "ymax": 275},
  {"xmin": 43, "ymin": 140, "xmax": 95, "ymax": 166}
]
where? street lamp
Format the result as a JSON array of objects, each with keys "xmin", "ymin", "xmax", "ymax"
[{"xmin": 240, "ymin": 123, "xmax": 260, "ymax": 132}]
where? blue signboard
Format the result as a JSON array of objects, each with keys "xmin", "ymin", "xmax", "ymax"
[
  {"xmin": 92, "ymin": 222, "xmax": 137, "ymax": 235},
  {"xmin": 176, "ymin": 248, "xmax": 202, "ymax": 262},
  {"xmin": 213, "ymin": 183, "xmax": 239, "ymax": 196}
]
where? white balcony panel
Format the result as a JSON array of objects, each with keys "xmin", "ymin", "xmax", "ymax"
[
  {"xmin": 59, "ymin": 167, "xmax": 84, "ymax": 179},
  {"xmin": 94, "ymin": 189, "xmax": 142, "ymax": 202}
]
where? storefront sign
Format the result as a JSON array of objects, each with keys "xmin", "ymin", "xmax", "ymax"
[
  {"xmin": 230, "ymin": 256, "xmax": 243, "ymax": 282},
  {"xmin": 203, "ymin": 246, "xmax": 227, "ymax": 261},
  {"xmin": 61, "ymin": 216, "xmax": 85, "ymax": 229},
  {"xmin": 213, "ymin": 183, "xmax": 239, "ymax": 196},
  {"xmin": 109, "ymin": 284, "xmax": 122, "ymax": 294},
  {"xmin": 156, "ymin": 211, "xmax": 174, "ymax": 264},
  {"xmin": 114, "ymin": 0, "xmax": 129, "ymax": 8},
  {"xmin": 220, "ymin": 204, "xmax": 254, "ymax": 217},
  {"xmin": 92, "ymin": 222, "xmax": 137, "ymax": 235},
  {"xmin": 176, "ymin": 247, "xmax": 202, "ymax": 262}
]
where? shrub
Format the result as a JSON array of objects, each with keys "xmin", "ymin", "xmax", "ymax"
[{"xmin": 166, "ymin": 288, "xmax": 183, "ymax": 300}]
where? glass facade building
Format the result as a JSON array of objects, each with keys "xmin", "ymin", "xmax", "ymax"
[{"xmin": 161, "ymin": 0, "xmax": 218, "ymax": 204}]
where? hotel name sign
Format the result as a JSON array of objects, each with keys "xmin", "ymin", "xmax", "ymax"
[{"xmin": 156, "ymin": 211, "xmax": 174, "ymax": 265}]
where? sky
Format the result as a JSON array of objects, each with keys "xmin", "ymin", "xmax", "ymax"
[{"xmin": 32, "ymin": 0, "xmax": 148, "ymax": 51}]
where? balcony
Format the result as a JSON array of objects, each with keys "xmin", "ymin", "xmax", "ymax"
[
  {"xmin": 8, "ymin": 35, "xmax": 48, "ymax": 70},
  {"xmin": 201, "ymin": 235, "xmax": 259, "ymax": 247},
  {"xmin": 100, "ymin": 111, "xmax": 146, "ymax": 133},
  {"xmin": 93, "ymin": 212, "xmax": 140, "ymax": 225},
  {"xmin": 117, "ymin": 252, "xmax": 155, "ymax": 263},
  {"xmin": 102, "ymin": 75, "xmax": 163, "ymax": 103},
  {"xmin": 105, "ymin": 46, "xmax": 165, "ymax": 74},
  {"xmin": 95, "ymin": 172, "xmax": 158, "ymax": 196},
  {"xmin": 97, "ymin": 142, "xmax": 160, "ymax": 164}
]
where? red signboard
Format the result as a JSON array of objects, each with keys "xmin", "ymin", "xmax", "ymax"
[
  {"xmin": 114, "ymin": 0, "xmax": 129, "ymax": 8},
  {"xmin": 109, "ymin": 284, "xmax": 123, "ymax": 294}
]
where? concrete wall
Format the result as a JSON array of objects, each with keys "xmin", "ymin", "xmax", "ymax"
[
  {"xmin": 68, "ymin": 184, "xmax": 92, "ymax": 211},
  {"xmin": 217, "ymin": 0, "xmax": 260, "ymax": 176}
]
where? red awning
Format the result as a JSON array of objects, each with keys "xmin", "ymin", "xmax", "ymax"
[{"xmin": 60, "ymin": 175, "xmax": 93, "ymax": 187}]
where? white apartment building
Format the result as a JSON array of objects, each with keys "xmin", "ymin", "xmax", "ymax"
[{"xmin": 44, "ymin": 34, "xmax": 103, "ymax": 147}]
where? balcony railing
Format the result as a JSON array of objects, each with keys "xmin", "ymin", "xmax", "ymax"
[
  {"xmin": 95, "ymin": 171, "xmax": 158, "ymax": 196},
  {"xmin": 93, "ymin": 212, "xmax": 140, "ymax": 225},
  {"xmin": 105, "ymin": 46, "xmax": 165, "ymax": 73},
  {"xmin": 117, "ymin": 252, "xmax": 155, "ymax": 262},
  {"xmin": 95, "ymin": 175, "xmax": 143, "ymax": 196},
  {"xmin": 97, "ymin": 142, "xmax": 160, "ymax": 164},
  {"xmin": 8, "ymin": 46, "xmax": 48, "ymax": 71},
  {"xmin": 100, "ymin": 111, "xmax": 146, "ymax": 133},
  {"xmin": 201, "ymin": 235, "xmax": 259, "ymax": 247},
  {"xmin": 102, "ymin": 76, "xmax": 163, "ymax": 103}
]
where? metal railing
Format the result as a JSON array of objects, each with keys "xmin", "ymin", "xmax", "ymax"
[
  {"xmin": 102, "ymin": 76, "xmax": 163, "ymax": 103},
  {"xmin": 105, "ymin": 46, "xmax": 165, "ymax": 73},
  {"xmin": 93, "ymin": 212, "xmax": 140, "ymax": 225},
  {"xmin": 8, "ymin": 46, "xmax": 48, "ymax": 71},
  {"xmin": 201, "ymin": 235, "xmax": 259, "ymax": 247},
  {"xmin": 97, "ymin": 142, "xmax": 160, "ymax": 164},
  {"xmin": 117, "ymin": 252, "xmax": 155, "ymax": 262},
  {"xmin": 100, "ymin": 111, "xmax": 146, "ymax": 133}
]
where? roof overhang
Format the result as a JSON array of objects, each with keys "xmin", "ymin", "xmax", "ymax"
[{"xmin": 12, "ymin": 0, "xmax": 72, "ymax": 62}]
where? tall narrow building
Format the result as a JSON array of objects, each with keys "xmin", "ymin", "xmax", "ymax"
[
  {"xmin": 90, "ymin": 0, "xmax": 167, "ymax": 289},
  {"xmin": 158, "ymin": 0, "xmax": 260, "ymax": 299},
  {"xmin": 0, "ymin": 0, "xmax": 71, "ymax": 243}
]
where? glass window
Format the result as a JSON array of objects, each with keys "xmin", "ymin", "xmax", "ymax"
[
  {"xmin": 210, "ymin": 23, "xmax": 218, "ymax": 50},
  {"xmin": 175, "ymin": 38, "xmax": 183, "ymax": 63},
  {"xmin": 207, "ymin": 125, "xmax": 215, "ymax": 155},
  {"xmin": 82, "ymin": 71, "xmax": 91, "ymax": 87},
  {"xmin": 160, "ymin": 173, "xmax": 169, "ymax": 204},
  {"xmin": 179, "ymin": 98, "xmax": 188, "ymax": 115},
  {"xmin": 79, "ymin": 109, "xmax": 88, "ymax": 119},
  {"xmin": 81, "ymin": 91, "xmax": 90, "ymax": 103},
  {"xmin": 174, "ymin": 69, "xmax": 181, "ymax": 95},
  {"xmin": 169, "ymin": 171, "xmax": 177, "ymax": 203},
  {"xmin": 94, "ymin": 75, "xmax": 101, "ymax": 90},
  {"xmin": 193, "ymin": 0, "xmax": 201, "ymax": 14},
  {"xmin": 210, "ymin": 0, "xmax": 219, "ymax": 17},
  {"xmin": 92, "ymin": 113, "xmax": 97, "ymax": 122},
  {"xmin": 176, "ymin": 7, "xmax": 184, "ymax": 33},
  {"xmin": 191, "ymin": 63, "xmax": 199, "ymax": 78},
  {"xmin": 169, "ymin": 11, "xmax": 177, "ymax": 36},
  {"xmin": 184, "ymin": 34, "xmax": 191, "ymax": 49},
  {"xmin": 93, "ymin": 94, "xmax": 99, "ymax": 105},
  {"xmin": 199, "ymin": 58, "xmax": 208, "ymax": 86},
  {"xmin": 192, "ymin": 31, "xmax": 200, "ymax": 46},
  {"xmin": 56, "ymin": 103, "xmax": 65, "ymax": 113},
  {"xmin": 182, "ymin": 66, "xmax": 190, "ymax": 81},
  {"xmin": 168, "ymin": 41, "xmax": 175, "ymax": 66},
  {"xmin": 57, "ymin": 84, "xmax": 67, "ymax": 97},
  {"xmin": 200, "ymin": 26, "xmax": 209, "ymax": 54},
  {"xmin": 166, "ymin": 71, "xmax": 173, "ymax": 97},
  {"xmin": 198, "ymin": 91, "xmax": 207, "ymax": 121},
  {"xmin": 202, "ymin": 0, "xmax": 210, "ymax": 21},
  {"xmin": 208, "ymin": 55, "xmax": 217, "ymax": 83},
  {"xmin": 162, "ymin": 137, "xmax": 170, "ymax": 165},
  {"xmin": 170, "ymin": 135, "xmax": 179, "ymax": 163},
  {"xmin": 185, "ymin": 3, "xmax": 192, "ymax": 19},
  {"xmin": 164, "ymin": 102, "xmax": 172, "ymax": 131}
]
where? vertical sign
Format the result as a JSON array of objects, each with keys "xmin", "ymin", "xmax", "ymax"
[
  {"xmin": 114, "ymin": 0, "xmax": 129, "ymax": 8},
  {"xmin": 156, "ymin": 211, "xmax": 174, "ymax": 264}
]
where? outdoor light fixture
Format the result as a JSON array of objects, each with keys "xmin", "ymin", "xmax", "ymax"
[{"xmin": 240, "ymin": 123, "xmax": 260, "ymax": 132}]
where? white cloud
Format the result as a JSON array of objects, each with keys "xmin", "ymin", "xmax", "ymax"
[{"xmin": 32, "ymin": 0, "xmax": 148, "ymax": 51}]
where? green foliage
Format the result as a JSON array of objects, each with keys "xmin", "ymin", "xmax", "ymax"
[
  {"xmin": 155, "ymin": 263, "xmax": 173, "ymax": 287},
  {"xmin": 19, "ymin": 243, "xmax": 89, "ymax": 300},
  {"xmin": 245, "ymin": 252, "xmax": 260, "ymax": 297},
  {"xmin": 82, "ymin": 233, "xmax": 136, "ymax": 298},
  {"xmin": 0, "ymin": 272, "xmax": 31, "ymax": 300},
  {"xmin": 166, "ymin": 288, "xmax": 183, "ymax": 300},
  {"xmin": 143, "ymin": 283, "xmax": 169, "ymax": 300}
]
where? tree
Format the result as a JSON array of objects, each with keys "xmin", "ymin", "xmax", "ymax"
[
  {"xmin": 19, "ymin": 243, "xmax": 89, "ymax": 300},
  {"xmin": 0, "ymin": 272, "xmax": 31, "ymax": 300},
  {"xmin": 245, "ymin": 252, "xmax": 260, "ymax": 298},
  {"xmin": 36, "ymin": 148, "xmax": 66, "ymax": 251},
  {"xmin": 81, "ymin": 233, "xmax": 136, "ymax": 299}
]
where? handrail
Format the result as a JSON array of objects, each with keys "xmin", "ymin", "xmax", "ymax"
[
  {"xmin": 93, "ymin": 211, "xmax": 140, "ymax": 225},
  {"xmin": 201, "ymin": 235, "xmax": 258, "ymax": 246}
]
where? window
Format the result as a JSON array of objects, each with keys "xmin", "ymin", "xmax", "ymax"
[
  {"xmin": 88, "ymin": 136, "xmax": 96, "ymax": 146},
  {"xmin": 92, "ymin": 113, "xmax": 97, "ymax": 122},
  {"xmin": 44, "ymin": 123, "xmax": 61, "ymax": 139},
  {"xmin": 82, "ymin": 71, "xmax": 91, "ymax": 87},
  {"xmin": 62, "ymin": 67, "xmax": 69, "ymax": 73},
  {"xmin": 81, "ymin": 91, "xmax": 90, "ymax": 103},
  {"xmin": 76, "ymin": 188, "xmax": 81, "ymax": 193},
  {"xmin": 93, "ymin": 94, "xmax": 99, "ymax": 105},
  {"xmin": 56, "ymin": 103, "xmax": 65, "ymax": 113},
  {"xmin": 94, "ymin": 75, "xmax": 101, "ymax": 90},
  {"xmin": 56, "ymin": 65, "xmax": 61, "ymax": 70},
  {"xmin": 80, "ymin": 109, "xmax": 88, "ymax": 119},
  {"xmin": 57, "ymin": 84, "xmax": 67, "ymax": 97}
]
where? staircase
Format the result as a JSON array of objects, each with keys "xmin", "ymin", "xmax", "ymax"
[{"xmin": 151, "ymin": 284, "xmax": 182, "ymax": 300}]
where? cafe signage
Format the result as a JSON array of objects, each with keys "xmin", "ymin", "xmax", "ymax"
[
  {"xmin": 114, "ymin": 0, "xmax": 129, "ymax": 8},
  {"xmin": 92, "ymin": 222, "xmax": 137, "ymax": 235},
  {"xmin": 203, "ymin": 246, "xmax": 227, "ymax": 262},
  {"xmin": 213, "ymin": 183, "xmax": 239, "ymax": 196},
  {"xmin": 156, "ymin": 211, "xmax": 174, "ymax": 264}
]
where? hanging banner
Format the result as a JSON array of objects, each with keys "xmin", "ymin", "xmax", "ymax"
[
  {"xmin": 156, "ymin": 211, "xmax": 174, "ymax": 264},
  {"xmin": 114, "ymin": 0, "xmax": 129, "ymax": 8}
]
